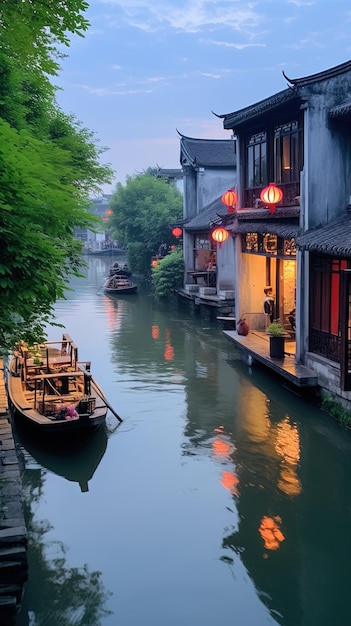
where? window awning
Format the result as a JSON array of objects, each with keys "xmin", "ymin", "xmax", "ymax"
[
  {"xmin": 231, "ymin": 221, "xmax": 300, "ymax": 239},
  {"xmin": 296, "ymin": 214, "xmax": 351, "ymax": 257}
]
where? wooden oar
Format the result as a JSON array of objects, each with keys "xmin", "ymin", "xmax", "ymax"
[{"xmin": 91, "ymin": 377, "xmax": 123, "ymax": 422}]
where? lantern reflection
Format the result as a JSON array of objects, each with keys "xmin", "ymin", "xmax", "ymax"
[
  {"xmin": 212, "ymin": 437, "xmax": 235, "ymax": 460},
  {"xmin": 258, "ymin": 515, "xmax": 285, "ymax": 551},
  {"xmin": 220, "ymin": 471, "xmax": 239, "ymax": 495},
  {"xmin": 152, "ymin": 325, "xmax": 160, "ymax": 339},
  {"xmin": 164, "ymin": 329, "xmax": 174, "ymax": 361}
]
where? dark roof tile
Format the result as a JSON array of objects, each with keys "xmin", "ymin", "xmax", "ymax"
[
  {"xmin": 184, "ymin": 198, "xmax": 228, "ymax": 231},
  {"xmin": 179, "ymin": 133, "xmax": 235, "ymax": 167},
  {"xmin": 296, "ymin": 213, "xmax": 351, "ymax": 257}
]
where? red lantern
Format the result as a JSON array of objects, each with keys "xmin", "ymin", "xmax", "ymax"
[
  {"xmin": 221, "ymin": 189, "xmax": 237, "ymax": 214},
  {"xmin": 172, "ymin": 227, "xmax": 182, "ymax": 238},
  {"xmin": 260, "ymin": 183, "xmax": 283, "ymax": 213},
  {"xmin": 212, "ymin": 227, "xmax": 229, "ymax": 248},
  {"xmin": 103, "ymin": 208, "xmax": 113, "ymax": 222}
]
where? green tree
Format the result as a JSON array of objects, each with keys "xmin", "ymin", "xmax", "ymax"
[
  {"xmin": 0, "ymin": 0, "xmax": 90, "ymax": 76},
  {"xmin": 109, "ymin": 173, "xmax": 183, "ymax": 276},
  {"xmin": 0, "ymin": 1, "xmax": 114, "ymax": 351},
  {"xmin": 152, "ymin": 247, "xmax": 184, "ymax": 297}
]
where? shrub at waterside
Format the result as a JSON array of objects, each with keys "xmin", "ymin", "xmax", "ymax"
[{"xmin": 152, "ymin": 248, "xmax": 184, "ymax": 297}]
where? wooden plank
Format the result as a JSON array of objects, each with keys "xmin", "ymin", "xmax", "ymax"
[
  {"xmin": 223, "ymin": 330, "xmax": 318, "ymax": 388},
  {"xmin": 217, "ymin": 316, "xmax": 236, "ymax": 321}
]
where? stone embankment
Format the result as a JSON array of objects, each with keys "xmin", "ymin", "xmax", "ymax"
[{"xmin": 0, "ymin": 358, "xmax": 28, "ymax": 624}]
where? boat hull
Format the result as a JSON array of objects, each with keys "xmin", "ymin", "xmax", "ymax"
[
  {"xmin": 7, "ymin": 334, "xmax": 109, "ymax": 434},
  {"xmin": 103, "ymin": 285, "xmax": 137, "ymax": 295},
  {"xmin": 103, "ymin": 274, "xmax": 137, "ymax": 295}
]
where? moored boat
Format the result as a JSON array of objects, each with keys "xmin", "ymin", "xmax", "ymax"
[
  {"xmin": 109, "ymin": 262, "xmax": 132, "ymax": 277},
  {"xmin": 103, "ymin": 273, "xmax": 137, "ymax": 295},
  {"xmin": 6, "ymin": 333, "xmax": 120, "ymax": 433}
]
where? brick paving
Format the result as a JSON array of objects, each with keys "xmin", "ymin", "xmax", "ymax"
[{"xmin": 0, "ymin": 358, "xmax": 28, "ymax": 624}]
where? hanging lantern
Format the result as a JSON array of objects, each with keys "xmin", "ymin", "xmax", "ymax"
[
  {"xmin": 221, "ymin": 189, "xmax": 237, "ymax": 214},
  {"xmin": 172, "ymin": 227, "xmax": 182, "ymax": 238},
  {"xmin": 260, "ymin": 183, "xmax": 283, "ymax": 213},
  {"xmin": 103, "ymin": 208, "xmax": 113, "ymax": 222},
  {"xmin": 212, "ymin": 227, "xmax": 229, "ymax": 249}
]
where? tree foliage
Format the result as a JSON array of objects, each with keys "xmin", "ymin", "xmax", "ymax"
[
  {"xmin": 109, "ymin": 173, "xmax": 183, "ymax": 276},
  {"xmin": 152, "ymin": 248, "xmax": 184, "ymax": 297},
  {"xmin": 0, "ymin": 1, "xmax": 113, "ymax": 351},
  {"xmin": 0, "ymin": 0, "xmax": 90, "ymax": 76}
]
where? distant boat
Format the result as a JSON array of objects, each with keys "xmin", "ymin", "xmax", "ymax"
[
  {"xmin": 7, "ymin": 333, "xmax": 122, "ymax": 433},
  {"xmin": 82, "ymin": 241, "xmax": 126, "ymax": 256},
  {"xmin": 108, "ymin": 262, "xmax": 132, "ymax": 277},
  {"xmin": 103, "ymin": 273, "xmax": 138, "ymax": 295},
  {"xmin": 86, "ymin": 245, "xmax": 126, "ymax": 256}
]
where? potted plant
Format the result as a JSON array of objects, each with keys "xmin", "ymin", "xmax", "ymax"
[{"xmin": 267, "ymin": 322, "xmax": 288, "ymax": 359}]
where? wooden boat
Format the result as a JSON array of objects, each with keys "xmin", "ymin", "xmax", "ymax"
[
  {"xmin": 7, "ymin": 333, "xmax": 119, "ymax": 433},
  {"xmin": 103, "ymin": 273, "xmax": 137, "ymax": 294},
  {"xmin": 109, "ymin": 262, "xmax": 132, "ymax": 277}
]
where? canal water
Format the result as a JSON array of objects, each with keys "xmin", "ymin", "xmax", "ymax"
[{"xmin": 13, "ymin": 256, "xmax": 351, "ymax": 626}]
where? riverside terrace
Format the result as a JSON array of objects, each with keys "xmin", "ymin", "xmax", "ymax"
[{"xmin": 223, "ymin": 330, "xmax": 318, "ymax": 391}]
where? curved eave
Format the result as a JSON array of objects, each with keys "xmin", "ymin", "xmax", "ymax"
[
  {"xmin": 283, "ymin": 59, "xmax": 351, "ymax": 87},
  {"xmin": 221, "ymin": 88, "xmax": 299, "ymax": 130}
]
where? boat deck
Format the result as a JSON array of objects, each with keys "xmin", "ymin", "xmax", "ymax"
[{"xmin": 223, "ymin": 329, "xmax": 318, "ymax": 389}]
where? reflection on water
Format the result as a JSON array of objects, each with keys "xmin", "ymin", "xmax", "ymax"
[
  {"xmin": 15, "ymin": 256, "xmax": 351, "ymax": 626},
  {"xmin": 13, "ymin": 420, "xmax": 108, "ymax": 493}
]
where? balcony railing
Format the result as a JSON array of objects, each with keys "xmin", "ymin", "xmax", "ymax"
[{"xmin": 243, "ymin": 182, "xmax": 300, "ymax": 209}]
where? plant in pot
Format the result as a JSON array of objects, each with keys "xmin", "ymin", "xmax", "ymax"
[{"xmin": 267, "ymin": 322, "xmax": 287, "ymax": 359}]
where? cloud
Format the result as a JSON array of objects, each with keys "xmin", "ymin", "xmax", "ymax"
[
  {"xmin": 77, "ymin": 84, "xmax": 154, "ymax": 96},
  {"xmin": 287, "ymin": 0, "xmax": 315, "ymax": 6},
  {"xmin": 204, "ymin": 39, "xmax": 266, "ymax": 49},
  {"xmin": 285, "ymin": 34, "xmax": 327, "ymax": 50},
  {"xmin": 200, "ymin": 72, "xmax": 222, "ymax": 78},
  {"xmin": 97, "ymin": 0, "xmax": 262, "ymax": 34}
]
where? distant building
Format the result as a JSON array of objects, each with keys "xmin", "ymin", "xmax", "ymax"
[
  {"xmin": 178, "ymin": 132, "xmax": 236, "ymax": 299},
  {"xmin": 156, "ymin": 168, "xmax": 183, "ymax": 195},
  {"xmin": 220, "ymin": 59, "xmax": 351, "ymax": 409},
  {"xmin": 75, "ymin": 194, "xmax": 114, "ymax": 250}
]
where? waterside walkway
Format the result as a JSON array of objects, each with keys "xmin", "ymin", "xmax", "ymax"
[
  {"xmin": 0, "ymin": 358, "xmax": 28, "ymax": 624},
  {"xmin": 223, "ymin": 330, "xmax": 318, "ymax": 390}
]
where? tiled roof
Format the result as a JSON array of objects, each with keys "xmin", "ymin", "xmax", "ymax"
[
  {"xmin": 184, "ymin": 197, "xmax": 228, "ymax": 231},
  {"xmin": 156, "ymin": 168, "xmax": 183, "ymax": 178},
  {"xmin": 282, "ymin": 59, "xmax": 351, "ymax": 87},
  {"xmin": 296, "ymin": 213, "xmax": 351, "ymax": 257},
  {"xmin": 233, "ymin": 208, "xmax": 300, "ymax": 220},
  {"xmin": 220, "ymin": 89, "xmax": 298, "ymax": 130},
  {"xmin": 220, "ymin": 60, "xmax": 351, "ymax": 130},
  {"xmin": 179, "ymin": 133, "xmax": 236, "ymax": 168},
  {"xmin": 233, "ymin": 221, "xmax": 299, "ymax": 238},
  {"xmin": 329, "ymin": 100, "xmax": 351, "ymax": 120}
]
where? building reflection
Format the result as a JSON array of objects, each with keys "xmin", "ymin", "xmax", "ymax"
[
  {"xmin": 258, "ymin": 515, "xmax": 285, "ymax": 551},
  {"xmin": 183, "ymin": 353, "xmax": 305, "ymax": 625}
]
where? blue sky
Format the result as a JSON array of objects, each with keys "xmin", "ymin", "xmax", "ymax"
[{"xmin": 56, "ymin": 0, "xmax": 351, "ymax": 193}]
